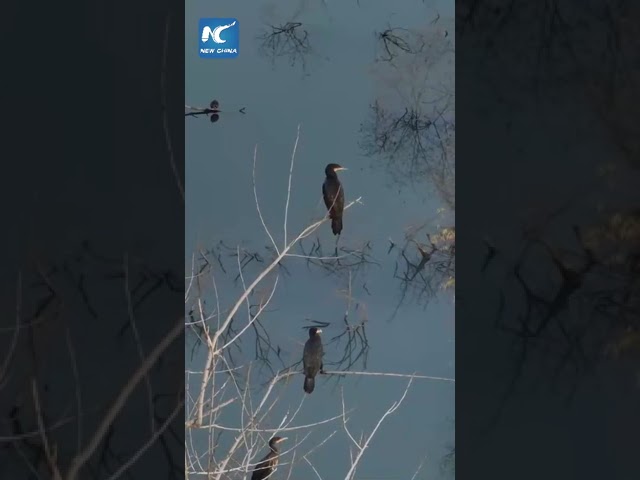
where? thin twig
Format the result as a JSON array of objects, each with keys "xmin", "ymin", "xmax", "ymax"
[
  {"xmin": 323, "ymin": 369, "xmax": 454, "ymax": 382},
  {"xmin": 65, "ymin": 317, "xmax": 183, "ymax": 480},
  {"xmin": 124, "ymin": 253, "xmax": 155, "ymax": 435},
  {"xmin": 283, "ymin": 124, "xmax": 301, "ymax": 246},
  {"xmin": 104, "ymin": 397, "xmax": 184, "ymax": 480},
  {"xmin": 32, "ymin": 379, "xmax": 62, "ymax": 480},
  {"xmin": 65, "ymin": 327, "xmax": 83, "ymax": 457},
  {"xmin": 253, "ymin": 144, "xmax": 280, "ymax": 254},
  {"xmin": 343, "ymin": 378, "xmax": 415, "ymax": 480},
  {"xmin": 161, "ymin": 12, "xmax": 184, "ymax": 201}
]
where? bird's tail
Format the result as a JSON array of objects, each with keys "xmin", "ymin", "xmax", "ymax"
[
  {"xmin": 331, "ymin": 217, "xmax": 343, "ymax": 236},
  {"xmin": 303, "ymin": 376, "xmax": 315, "ymax": 394}
]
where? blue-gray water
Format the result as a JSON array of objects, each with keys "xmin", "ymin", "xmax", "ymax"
[{"xmin": 186, "ymin": 1, "xmax": 454, "ymax": 478}]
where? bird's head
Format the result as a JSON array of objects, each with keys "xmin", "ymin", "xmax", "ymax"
[
  {"xmin": 269, "ymin": 436, "xmax": 288, "ymax": 448},
  {"xmin": 325, "ymin": 163, "xmax": 347, "ymax": 176},
  {"xmin": 308, "ymin": 327, "xmax": 323, "ymax": 337}
]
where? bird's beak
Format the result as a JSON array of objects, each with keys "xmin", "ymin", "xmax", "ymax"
[
  {"xmin": 316, "ymin": 329, "xmax": 323, "ymax": 334},
  {"xmin": 335, "ymin": 167, "xmax": 348, "ymax": 171},
  {"xmin": 279, "ymin": 437, "xmax": 288, "ymax": 442}
]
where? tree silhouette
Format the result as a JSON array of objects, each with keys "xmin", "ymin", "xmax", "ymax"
[{"xmin": 257, "ymin": 22, "xmax": 313, "ymax": 74}]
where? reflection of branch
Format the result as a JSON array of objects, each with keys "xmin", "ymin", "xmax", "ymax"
[
  {"xmin": 487, "ymin": 210, "xmax": 640, "ymax": 426},
  {"xmin": 530, "ymin": 238, "xmax": 596, "ymax": 337},
  {"xmin": 480, "ymin": 237, "xmax": 498, "ymax": 273},
  {"xmin": 375, "ymin": 26, "xmax": 421, "ymax": 63},
  {"xmin": 329, "ymin": 272, "xmax": 369, "ymax": 372},
  {"xmin": 294, "ymin": 238, "xmax": 378, "ymax": 280},
  {"xmin": 258, "ymin": 22, "xmax": 312, "ymax": 73},
  {"xmin": 193, "ymin": 234, "xmax": 378, "ymax": 374},
  {"xmin": 360, "ymin": 101, "xmax": 454, "ymax": 188},
  {"xmin": 391, "ymin": 225, "xmax": 455, "ymax": 317}
]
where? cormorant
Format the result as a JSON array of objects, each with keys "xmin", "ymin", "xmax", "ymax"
[
  {"xmin": 303, "ymin": 327, "xmax": 324, "ymax": 394},
  {"xmin": 251, "ymin": 436, "xmax": 287, "ymax": 480},
  {"xmin": 322, "ymin": 163, "xmax": 347, "ymax": 235}
]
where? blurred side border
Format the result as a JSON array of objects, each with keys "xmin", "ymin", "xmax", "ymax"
[
  {"xmin": 0, "ymin": 0, "xmax": 185, "ymax": 478},
  {"xmin": 457, "ymin": 1, "xmax": 640, "ymax": 479}
]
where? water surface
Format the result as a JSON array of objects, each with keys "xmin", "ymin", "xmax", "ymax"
[{"xmin": 186, "ymin": 1, "xmax": 455, "ymax": 477}]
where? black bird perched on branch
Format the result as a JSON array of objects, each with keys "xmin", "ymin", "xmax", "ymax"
[
  {"xmin": 322, "ymin": 163, "xmax": 347, "ymax": 235},
  {"xmin": 303, "ymin": 327, "xmax": 324, "ymax": 393},
  {"xmin": 252, "ymin": 436, "xmax": 288, "ymax": 480}
]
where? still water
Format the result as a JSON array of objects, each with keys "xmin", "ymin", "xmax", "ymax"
[{"xmin": 186, "ymin": 1, "xmax": 454, "ymax": 478}]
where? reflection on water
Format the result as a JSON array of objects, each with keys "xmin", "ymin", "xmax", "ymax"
[
  {"xmin": 458, "ymin": 2, "xmax": 640, "ymax": 478},
  {"xmin": 186, "ymin": 0, "xmax": 455, "ymax": 478}
]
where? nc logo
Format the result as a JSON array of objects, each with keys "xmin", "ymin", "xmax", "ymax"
[{"xmin": 199, "ymin": 18, "xmax": 239, "ymax": 59}]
